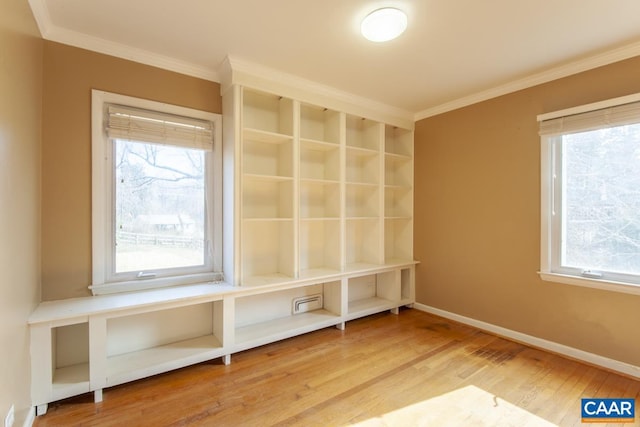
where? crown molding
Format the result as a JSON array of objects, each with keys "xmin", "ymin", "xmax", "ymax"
[
  {"xmin": 27, "ymin": 0, "xmax": 218, "ymax": 82},
  {"xmin": 219, "ymin": 56, "xmax": 415, "ymax": 130},
  {"xmin": 28, "ymin": 0, "xmax": 640, "ymax": 123},
  {"xmin": 415, "ymin": 39, "xmax": 640, "ymax": 121}
]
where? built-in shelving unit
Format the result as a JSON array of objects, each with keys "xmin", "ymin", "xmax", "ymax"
[
  {"xmin": 383, "ymin": 125, "xmax": 414, "ymax": 265},
  {"xmin": 30, "ymin": 263, "xmax": 415, "ymax": 415},
  {"xmin": 30, "ymin": 59, "xmax": 416, "ymax": 416},
  {"xmin": 240, "ymin": 89, "xmax": 297, "ymax": 285}
]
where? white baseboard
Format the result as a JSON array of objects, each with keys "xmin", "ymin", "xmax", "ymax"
[
  {"xmin": 19, "ymin": 406, "xmax": 35, "ymax": 427},
  {"xmin": 413, "ymin": 303, "xmax": 640, "ymax": 380}
]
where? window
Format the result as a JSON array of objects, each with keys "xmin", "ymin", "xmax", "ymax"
[
  {"xmin": 538, "ymin": 94, "xmax": 640, "ymax": 295},
  {"xmin": 91, "ymin": 90, "xmax": 222, "ymax": 295}
]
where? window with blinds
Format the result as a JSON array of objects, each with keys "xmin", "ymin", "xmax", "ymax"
[
  {"xmin": 91, "ymin": 91, "xmax": 222, "ymax": 295},
  {"xmin": 538, "ymin": 94, "xmax": 640, "ymax": 294}
]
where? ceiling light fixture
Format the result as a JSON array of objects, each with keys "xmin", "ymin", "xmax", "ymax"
[{"xmin": 360, "ymin": 7, "xmax": 407, "ymax": 42}]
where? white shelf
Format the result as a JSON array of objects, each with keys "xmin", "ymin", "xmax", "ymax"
[
  {"xmin": 242, "ymin": 178, "xmax": 293, "ymax": 219},
  {"xmin": 300, "ymin": 181, "xmax": 340, "ymax": 219},
  {"xmin": 244, "ymin": 173, "xmax": 293, "ymax": 182},
  {"xmin": 235, "ymin": 309, "xmax": 341, "ymax": 350},
  {"xmin": 242, "ymin": 220, "xmax": 294, "ymax": 280},
  {"xmin": 241, "ymin": 272, "xmax": 296, "ymax": 287},
  {"xmin": 300, "ymin": 140, "xmax": 340, "ymax": 182},
  {"xmin": 346, "ymin": 218, "xmax": 381, "ymax": 266},
  {"xmin": 28, "ymin": 283, "xmax": 231, "ymax": 324},
  {"xmin": 385, "ymin": 125, "xmax": 413, "ymax": 157},
  {"xmin": 243, "ymin": 128, "xmax": 293, "ymax": 144},
  {"xmin": 300, "ymin": 138, "xmax": 339, "ymax": 151},
  {"xmin": 52, "ymin": 363, "xmax": 90, "ymax": 401},
  {"xmin": 106, "ymin": 334, "xmax": 223, "ymax": 387},
  {"xmin": 385, "ymin": 187, "xmax": 412, "ymax": 218},
  {"xmin": 300, "ymin": 177, "xmax": 340, "ymax": 184},
  {"xmin": 242, "ymin": 89, "xmax": 294, "ymax": 136},
  {"xmin": 300, "ymin": 103, "xmax": 341, "ymax": 144},
  {"xmin": 346, "ymin": 145, "xmax": 379, "ymax": 156},
  {"xmin": 300, "ymin": 219, "xmax": 341, "ymax": 272},
  {"xmin": 346, "ymin": 115, "xmax": 380, "ymax": 151},
  {"xmin": 346, "ymin": 151, "xmax": 379, "ymax": 185},
  {"xmin": 384, "ymin": 151, "xmax": 412, "ymax": 160},
  {"xmin": 384, "ymin": 154, "xmax": 412, "ymax": 188},
  {"xmin": 346, "ymin": 185, "xmax": 379, "ymax": 218},
  {"xmin": 298, "ymin": 267, "xmax": 343, "ymax": 280},
  {"xmin": 30, "ymin": 262, "xmax": 417, "ymax": 410},
  {"xmin": 347, "ymin": 297, "xmax": 395, "ymax": 319},
  {"xmin": 385, "ymin": 219, "xmax": 413, "ymax": 262},
  {"xmin": 243, "ymin": 138, "xmax": 293, "ymax": 178}
]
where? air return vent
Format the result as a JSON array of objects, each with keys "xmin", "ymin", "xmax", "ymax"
[{"xmin": 292, "ymin": 294, "xmax": 323, "ymax": 314}]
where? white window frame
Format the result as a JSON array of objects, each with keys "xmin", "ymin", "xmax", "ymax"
[
  {"xmin": 91, "ymin": 90, "xmax": 223, "ymax": 295},
  {"xmin": 538, "ymin": 92, "xmax": 640, "ymax": 296}
]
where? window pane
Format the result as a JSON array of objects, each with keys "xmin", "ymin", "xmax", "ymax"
[
  {"xmin": 562, "ymin": 124, "xmax": 640, "ymax": 275},
  {"xmin": 115, "ymin": 140, "xmax": 206, "ymax": 273}
]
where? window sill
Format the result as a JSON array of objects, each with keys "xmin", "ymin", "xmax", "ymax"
[
  {"xmin": 90, "ymin": 272, "xmax": 225, "ymax": 296},
  {"xmin": 539, "ymin": 271, "xmax": 640, "ymax": 296}
]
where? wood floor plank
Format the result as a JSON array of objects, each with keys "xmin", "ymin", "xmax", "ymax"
[{"xmin": 34, "ymin": 309, "xmax": 640, "ymax": 426}]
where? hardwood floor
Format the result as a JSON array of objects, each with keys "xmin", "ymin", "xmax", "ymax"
[{"xmin": 34, "ymin": 309, "xmax": 639, "ymax": 426}]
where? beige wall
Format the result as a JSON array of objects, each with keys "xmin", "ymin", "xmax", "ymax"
[
  {"xmin": 415, "ymin": 56, "xmax": 640, "ymax": 367},
  {"xmin": 41, "ymin": 42, "xmax": 222, "ymax": 300},
  {"xmin": 0, "ymin": 0, "xmax": 42, "ymax": 423}
]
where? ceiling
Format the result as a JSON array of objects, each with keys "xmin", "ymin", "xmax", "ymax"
[{"xmin": 29, "ymin": 0, "xmax": 640, "ymax": 120}]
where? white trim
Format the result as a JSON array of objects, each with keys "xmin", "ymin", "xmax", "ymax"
[
  {"xmin": 413, "ymin": 303, "xmax": 640, "ymax": 380},
  {"xmin": 537, "ymin": 92, "xmax": 640, "ymax": 122},
  {"xmin": 415, "ymin": 40, "xmax": 640, "ymax": 120},
  {"xmin": 91, "ymin": 90, "xmax": 223, "ymax": 295},
  {"xmin": 89, "ymin": 272, "xmax": 224, "ymax": 296},
  {"xmin": 539, "ymin": 100, "xmax": 640, "ymax": 293},
  {"xmin": 28, "ymin": 0, "xmax": 640, "ymax": 123},
  {"xmin": 28, "ymin": 0, "xmax": 217, "ymax": 82},
  {"xmin": 21, "ymin": 406, "xmax": 35, "ymax": 427},
  {"xmin": 27, "ymin": 0, "xmax": 51, "ymax": 38},
  {"xmin": 539, "ymin": 272, "xmax": 640, "ymax": 296}
]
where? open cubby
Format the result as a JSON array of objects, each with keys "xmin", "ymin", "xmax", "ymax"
[
  {"xmin": 385, "ymin": 125, "xmax": 413, "ymax": 157},
  {"xmin": 234, "ymin": 281, "xmax": 342, "ymax": 350},
  {"xmin": 241, "ymin": 219, "xmax": 295, "ymax": 284},
  {"xmin": 243, "ymin": 138, "xmax": 293, "ymax": 178},
  {"xmin": 345, "ymin": 218, "xmax": 381, "ymax": 267},
  {"xmin": 384, "ymin": 154, "xmax": 412, "ymax": 187},
  {"xmin": 242, "ymin": 89, "xmax": 293, "ymax": 136},
  {"xmin": 300, "ymin": 104, "xmax": 341, "ymax": 144},
  {"xmin": 346, "ymin": 184, "xmax": 379, "ymax": 218},
  {"xmin": 299, "ymin": 219, "xmax": 342, "ymax": 275},
  {"xmin": 384, "ymin": 186, "xmax": 412, "ymax": 218},
  {"xmin": 51, "ymin": 322, "xmax": 90, "ymax": 400},
  {"xmin": 242, "ymin": 177, "xmax": 293, "ymax": 219},
  {"xmin": 346, "ymin": 148, "xmax": 379, "ymax": 184},
  {"xmin": 400, "ymin": 268, "xmax": 413, "ymax": 302},
  {"xmin": 347, "ymin": 271, "xmax": 398, "ymax": 319},
  {"xmin": 105, "ymin": 302, "xmax": 223, "ymax": 387},
  {"xmin": 384, "ymin": 219, "xmax": 413, "ymax": 263},
  {"xmin": 346, "ymin": 115, "xmax": 381, "ymax": 151},
  {"xmin": 300, "ymin": 181, "xmax": 340, "ymax": 219},
  {"xmin": 300, "ymin": 140, "xmax": 340, "ymax": 182}
]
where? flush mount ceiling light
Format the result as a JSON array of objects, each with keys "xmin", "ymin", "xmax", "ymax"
[{"xmin": 361, "ymin": 7, "xmax": 407, "ymax": 42}]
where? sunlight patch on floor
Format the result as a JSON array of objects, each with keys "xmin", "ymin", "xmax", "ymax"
[{"xmin": 351, "ymin": 385, "xmax": 557, "ymax": 426}]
